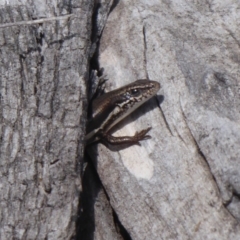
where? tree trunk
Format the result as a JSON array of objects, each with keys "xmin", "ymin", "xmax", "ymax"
[
  {"xmin": 87, "ymin": 0, "xmax": 240, "ymax": 239},
  {"xmin": 1, "ymin": 0, "xmax": 240, "ymax": 240},
  {"xmin": 0, "ymin": 1, "xmax": 93, "ymax": 239}
]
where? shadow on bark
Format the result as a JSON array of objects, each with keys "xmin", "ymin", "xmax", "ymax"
[
  {"xmin": 76, "ymin": 149, "xmax": 132, "ymax": 240},
  {"xmin": 76, "ymin": 152, "xmax": 100, "ymax": 240}
]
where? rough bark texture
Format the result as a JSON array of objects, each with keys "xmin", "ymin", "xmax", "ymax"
[
  {"xmin": 87, "ymin": 0, "xmax": 240, "ymax": 239},
  {"xmin": 0, "ymin": 1, "xmax": 93, "ymax": 239},
  {"xmin": 2, "ymin": 0, "xmax": 240, "ymax": 240}
]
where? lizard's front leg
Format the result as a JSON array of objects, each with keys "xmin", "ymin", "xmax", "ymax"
[{"xmin": 100, "ymin": 127, "xmax": 152, "ymax": 145}]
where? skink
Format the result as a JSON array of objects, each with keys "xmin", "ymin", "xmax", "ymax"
[{"xmin": 85, "ymin": 79, "xmax": 160, "ymax": 145}]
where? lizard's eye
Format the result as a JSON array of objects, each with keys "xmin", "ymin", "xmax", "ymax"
[{"xmin": 130, "ymin": 89, "xmax": 140, "ymax": 95}]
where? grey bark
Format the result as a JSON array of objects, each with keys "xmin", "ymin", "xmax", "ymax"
[
  {"xmin": 88, "ymin": 0, "xmax": 240, "ymax": 240},
  {"xmin": 2, "ymin": 0, "xmax": 240, "ymax": 240},
  {"xmin": 0, "ymin": 1, "xmax": 93, "ymax": 239}
]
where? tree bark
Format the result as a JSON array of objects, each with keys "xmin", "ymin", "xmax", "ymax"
[
  {"xmin": 2, "ymin": 0, "xmax": 240, "ymax": 240},
  {"xmin": 0, "ymin": 1, "xmax": 93, "ymax": 239},
  {"xmin": 87, "ymin": 0, "xmax": 240, "ymax": 239}
]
